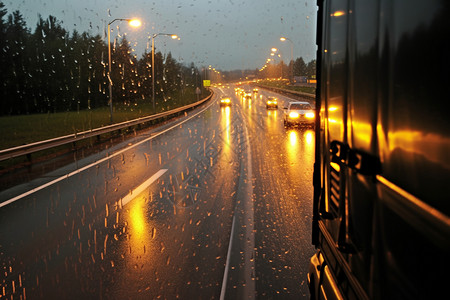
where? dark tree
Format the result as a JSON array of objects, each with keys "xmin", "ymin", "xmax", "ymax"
[
  {"xmin": 30, "ymin": 15, "xmax": 69, "ymax": 113},
  {"xmin": 0, "ymin": 3, "xmax": 202, "ymax": 117},
  {"xmin": 153, "ymin": 50, "xmax": 164, "ymax": 104},
  {"xmin": 137, "ymin": 50, "xmax": 153, "ymax": 103},
  {"xmin": 162, "ymin": 52, "xmax": 181, "ymax": 96},
  {"xmin": 305, "ymin": 59, "xmax": 316, "ymax": 78},
  {"xmin": 110, "ymin": 36, "xmax": 138, "ymax": 105},
  {"xmin": 4, "ymin": 11, "xmax": 30, "ymax": 114},
  {"xmin": 293, "ymin": 57, "xmax": 307, "ymax": 76}
]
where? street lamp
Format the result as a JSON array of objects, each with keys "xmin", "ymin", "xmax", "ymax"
[
  {"xmin": 150, "ymin": 33, "xmax": 179, "ymax": 110},
  {"xmin": 280, "ymin": 37, "xmax": 294, "ymax": 82},
  {"xmin": 278, "ymin": 53, "xmax": 283, "ymax": 78},
  {"xmin": 271, "ymin": 48, "xmax": 283, "ymax": 78},
  {"xmin": 107, "ymin": 18, "xmax": 141, "ymax": 123}
]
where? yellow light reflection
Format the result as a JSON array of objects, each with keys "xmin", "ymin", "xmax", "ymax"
[
  {"xmin": 225, "ymin": 106, "xmax": 231, "ymax": 143},
  {"xmin": 289, "ymin": 130, "xmax": 298, "ymax": 146},
  {"xmin": 285, "ymin": 128, "xmax": 315, "ymax": 179},
  {"xmin": 327, "ymin": 98, "xmax": 344, "ymax": 141},
  {"xmin": 267, "ymin": 110, "xmax": 277, "ymax": 118},
  {"xmin": 286, "ymin": 130, "xmax": 300, "ymax": 173},
  {"xmin": 303, "ymin": 130, "xmax": 315, "ymax": 165},
  {"xmin": 388, "ymin": 130, "xmax": 450, "ymax": 168},
  {"xmin": 305, "ymin": 131, "xmax": 313, "ymax": 145},
  {"xmin": 331, "ymin": 11, "xmax": 345, "ymax": 17},
  {"xmin": 221, "ymin": 106, "xmax": 232, "ymax": 156},
  {"xmin": 352, "ymin": 121, "xmax": 372, "ymax": 149},
  {"xmin": 265, "ymin": 110, "xmax": 278, "ymax": 136},
  {"xmin": 129, "ymin": 198, "xmax": 146, "ymax": 237},
  {"xmin": 112, "ymin": 190, "xmax": 163, "ymax": 294},
  {"xmin": 328, "ymin": 106, "xmax": 338, "ymax": 112}
]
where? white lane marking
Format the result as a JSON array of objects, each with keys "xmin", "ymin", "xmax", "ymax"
[
  {"xmin": 220, "ymin": 107, "xmax": 255, "ymax": 299},
  {"xmin": 220, "ymin": 210, "xmax": 237, "ymax": 300},
  {"xmin": 121, "ymin": 169, "xmax": 167, "ymax": 206},
  {"xmin": 0, "ymin": 99, "xmax": 217, "ymax": 208},
  {"xmin": 242, "ymin": 120, "xmax": 255, "ymax": 299}
]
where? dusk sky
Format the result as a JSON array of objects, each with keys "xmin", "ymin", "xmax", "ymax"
[{"xmin": 3, "ymin": 0, "xmax": 317, "ymax": 71}]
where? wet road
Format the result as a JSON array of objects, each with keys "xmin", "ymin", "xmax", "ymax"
[{"xmin": 0, "ymin": 84, "xmax": 315, "ymax": 299}]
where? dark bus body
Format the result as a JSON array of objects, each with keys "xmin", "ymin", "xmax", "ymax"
[{"xmin": 309, "ymin": 1, "xmax": 450, "ymax": 299}]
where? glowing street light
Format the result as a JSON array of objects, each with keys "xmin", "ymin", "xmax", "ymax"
[
  {"xmin": 107, "ymin": 18, "xmax": 141, "ymax": 123},
  {"xmin": 270, "ymin": 47, "xmax": 283, "ymax": 78},
  {"xmin": 150, "ymin": 33, "xmax": 179, "ymax": 110},
  {"xmin": 129, "ymin": 19, "xmax": 142, "ymax": 27}
]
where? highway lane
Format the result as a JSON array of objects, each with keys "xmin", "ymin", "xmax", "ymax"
[
  {"xmin": 0, "ymin": 83, "xmax": 315, "ymax": 299},
  {"xmin": 225, "ymin": 85, "xmax": 315, "ymax": 299}
]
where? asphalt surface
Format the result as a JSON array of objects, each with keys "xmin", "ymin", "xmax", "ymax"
[{"xmin": 0, "ymin": 84, "xmax": 315, "ymax": 299}]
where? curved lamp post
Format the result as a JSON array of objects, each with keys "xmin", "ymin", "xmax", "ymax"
[
  {"xmin": 150, "ymin": 33, "xmax": 179, "ymax": 110},
  {"xmin": 280, "ymin": 37, "xmax": 294, "ymax": 82},
  {"xmin": 107, "ymin": 18, "xmax": 141, "ymax": 123}
]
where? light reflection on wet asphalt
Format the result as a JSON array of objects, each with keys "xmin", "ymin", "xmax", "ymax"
[{"xmin": 0, "ymin": 84, "xmax": 315, "ymax": 299}]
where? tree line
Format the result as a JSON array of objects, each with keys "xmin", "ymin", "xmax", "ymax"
[
  {"xmin": 0, "ymin": 2, "xmax": 203, "ymax": 116},
  {"xmin": 258, "ymin": 57, "xmax": 316, "ymax": 80}
]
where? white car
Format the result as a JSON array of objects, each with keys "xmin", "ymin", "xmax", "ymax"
[{"xmin": 283, "ymin": 101, "xmax": 315, "ymax": 127}]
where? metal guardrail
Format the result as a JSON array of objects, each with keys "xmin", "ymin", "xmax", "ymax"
[
  {"xmin": 0, "ymin": 92, "xmax": 214, "ymax": 162},
  {"xmin": 255, "ymin": 84, "xmax": 316, "ymax": 102}
]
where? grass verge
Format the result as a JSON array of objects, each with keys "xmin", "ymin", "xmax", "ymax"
[
  {"xmin": 257, "ymin": 79, "xmax": 316, "ymax": 94},
  {"xmin": 0, "ymin": 90, "xmax": 207, "ymax": 150}
]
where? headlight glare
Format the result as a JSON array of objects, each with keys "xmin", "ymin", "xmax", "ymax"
[{"xmin": 289, "ymin": 112, "xmax": 299, "ymax": 118}]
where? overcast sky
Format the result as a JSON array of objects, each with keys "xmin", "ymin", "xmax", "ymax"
[{"xmin": 3, "ymin": 0, "xmax": 317, "ymax": 71}]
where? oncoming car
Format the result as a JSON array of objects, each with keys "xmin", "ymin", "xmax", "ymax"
[
  {"xmin": 244, "ymin": 91, "xmax": 252, "ymax": 100},
  {"xmin": 219, "ymin": 96, "xmax": 232, "ymax": 106},
  {"xmin": 283, "ymin": 101, "xmax": 314, "ymax": 127},
  {"xmin": 265, "ymin": 97, "xmax": 278, "ymax": 109}
]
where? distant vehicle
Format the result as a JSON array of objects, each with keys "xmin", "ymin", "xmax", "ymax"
[
  {"xmin": 244, "ymin": 91, "xmax": 252, "ymax": 100},
  {"xmin": 265, "ymin": 97, "xmax": 278, "ymax": 109},
  {"xmin": 219, "ymin": 96, "xmax": 232, "ymax": 106},
  {"xmin": 283, "ymin": 101, "xmax": 314, "ymax": 127},
  {"xmin": 253, "ymin": 88, "xmax": 259, "ymax": 93}
]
